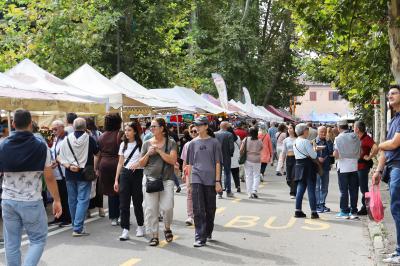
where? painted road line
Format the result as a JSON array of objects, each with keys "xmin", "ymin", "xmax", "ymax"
[
  {"xmin": 120, "ymin": 258, "xmax": 141, "ymax": 266},
  {"xmin": 232, "ymin": 198, "xmax": 241, "ymax": 203},
  {"xmin": 264, "ymin": 216, "xmax": 296, "ymax": 230},
  {"xmin": 159, "ymin": 236, "xmax": 179, "ymax": 248},
  {"xmin": 216, "ymin": 207, "xmax": 226, "ymax": 214},
  {"xmin": 259, "ymin": 184, "xmax": 265, "ymax": 189}
]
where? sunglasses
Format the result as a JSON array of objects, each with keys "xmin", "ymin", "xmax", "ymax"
[{"xmin": 190, "ymin": 130, "xmax": 198, "ymax": 134}]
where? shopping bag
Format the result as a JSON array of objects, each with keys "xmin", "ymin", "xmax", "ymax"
[{"xmin": 365, "ymin": 184, "xmax": 384, "ymax": 222}]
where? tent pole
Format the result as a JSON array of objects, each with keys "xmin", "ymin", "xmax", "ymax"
[
  {"xmin": 7, "ymin": 111, "xmax": 11, "ymax": 136},
  {"xmin": 176, "ymin": 114, "xmax": 180, "ymax": 136}
]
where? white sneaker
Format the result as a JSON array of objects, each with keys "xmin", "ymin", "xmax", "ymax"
[
  {"xmin": 383, "ymin": 255, "xmax": 400, "ymax": 264},
  {"xmin": 349, "ymin": 214, "xmax": 359, "ymax": 220},
  {"xmin": 111, "ymin": 219, "xmax": 118, "ymax": 226},
  {"xmin": 136, "ymin": 226, "xmax": 145, "ymax": 237},
  {"xmin": 119, "ymin": 229, "xmax": 130, "ymax": 241},
  {"xmin": 185, "ymin": 217, "xmax": 194, "ymax": 226},
  {"xmin": 290, "ymin": 195, "xmax": 295, "ymax": 199}
]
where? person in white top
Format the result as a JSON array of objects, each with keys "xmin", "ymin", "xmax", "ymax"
[
  {"xmin": 228, "ymin": 126, "xmax": 241, "ymax": 192},
  {"xmin": 333, "ymin": 120, "xmax": 361, "ymax": 219},
  {"xmin": 114, "ymin": 122, "xmax": 145, "ymax": 240}
]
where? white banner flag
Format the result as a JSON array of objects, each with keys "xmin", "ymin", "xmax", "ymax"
[
  {"xmin": 211, "ymin": 73, "xmax": 229, "ymax": 110},
  {"xmin": 243, "ymin": 87, "xmax": 253, "ymax": 114}
]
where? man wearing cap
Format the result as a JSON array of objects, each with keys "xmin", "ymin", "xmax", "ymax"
[
  {"xmin": 215, "ymin": 121, "xmax": 235, "ymax": 198},
  {"xmin": 333, "ymin": 120, "xmax": 361, "ymax": 220}
]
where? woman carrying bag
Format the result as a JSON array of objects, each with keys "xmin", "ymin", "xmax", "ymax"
[
  {"xmin": 139, "ymin": 118, "xmax": 178, "ymax": 247},
  {"xmin": 114, "ymin": 122, "xmax": 145, "ymax": 241}
]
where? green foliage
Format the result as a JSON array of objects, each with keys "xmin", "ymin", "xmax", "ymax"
[
  {"xmin": 0, "ymin": 0, "xmax": 305, "ymax": 108},
  {"xmin": 287, "ymin": 0, "xmax": 391, "ymax": 112}
]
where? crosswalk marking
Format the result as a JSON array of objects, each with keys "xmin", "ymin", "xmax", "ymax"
[{"xmin": 120, "ymin": 258, "xmax": 141, "ymax": 266}]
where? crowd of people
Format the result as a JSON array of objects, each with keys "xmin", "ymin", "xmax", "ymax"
[{"xmin": 0, "ymin": 102, "xmax": 398, "ymax": 265}]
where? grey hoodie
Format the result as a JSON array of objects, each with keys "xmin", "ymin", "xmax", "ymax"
[{"xmin": 334, "ymin": 131, "xmax": 361, "ymax": 159}]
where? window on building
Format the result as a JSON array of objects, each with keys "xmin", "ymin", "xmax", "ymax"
[
  {"xmin": 329, "ymin": 91, "xmax": 341, "ymax": 101},
  {"xmin": 309, "ymin": 91, "xmax": 317, "ymax": 101}
]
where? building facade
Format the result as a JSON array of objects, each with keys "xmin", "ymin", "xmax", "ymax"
[{"xmin": 294, "ymin": 81, "xmax": 353, "ymax": 120}]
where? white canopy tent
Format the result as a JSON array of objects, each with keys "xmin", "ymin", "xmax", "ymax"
[
  {"xmin": 255, "ymin": 106, "xmax": 284, "ymax": 122},
  {"xmin": 111, "ymin": 72, "xmax": 178, "ymax": 109},
  {"xmin": 64, "ymin": 64, "xmax": 149, "ymax": 113},
  {"xmin": 151, "ymin": 86, "xmax": 228, "ymax": 114},
  {"xmin": 5, "ymin": 59, "xmax": 106, "ymax": 104},
  {"xmin": 228, "ymin": 100, "xmax": 283, "ymax": 122}
]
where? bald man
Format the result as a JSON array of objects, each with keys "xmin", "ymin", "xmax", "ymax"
[
  {"xmin": 313, "ymin": 126, "xmax": 334, "ymax": 213},
  {"xmin": 215, "ymin": 121, "xmax": 235, "ymax": 198}
]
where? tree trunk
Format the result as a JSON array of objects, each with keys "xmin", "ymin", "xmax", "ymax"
[{"xmin": 388, "ymin": 0, "xmax": 400, "ymax": 83}]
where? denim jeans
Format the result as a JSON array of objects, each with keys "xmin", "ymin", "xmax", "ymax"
[
  {"xmin": 315, "ymin": 170, "xmax": 330, "ymax": 208},
  {"xmin": 295, "ymin": 175, "xmax": 317, "ymax": 212},
  {"xmin": 389, "ymin": 167, "xmax": 400, "ymax": 255},
  {"xmin": 66, "ymin": 179, "xmax": 92, "ymax": 233},
  {"xmin": 337, "ymin": 171, "xmax": 359, "ymax": 214},
  {"xmin": 358, "ymin": 167, "xmax": 370, "ymax": 209},
  {"xmin": 219, "ymin": 165, "xmax": 232, "ymax": 194},
  {"xmin": 2, "ymin": 199, "xmax": 48, "ymax": 266}
]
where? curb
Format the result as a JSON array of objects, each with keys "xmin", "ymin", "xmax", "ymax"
[{"xmin": 368, "ymin": 221, "xmax": 388, "ymax": 266}]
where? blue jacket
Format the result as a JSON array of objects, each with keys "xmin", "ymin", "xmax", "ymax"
[{"xmin": 314, "ymin": 137, "xmax": 333, "ymax": 171}]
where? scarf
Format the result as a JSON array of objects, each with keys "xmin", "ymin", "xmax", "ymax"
[
  {"xmin": 59, "ymin": 131, "xmax": 89, "ymax": 168},
  {"xmin": 0, "ymin": 131, "xmax": 47, "ymax": 172}
]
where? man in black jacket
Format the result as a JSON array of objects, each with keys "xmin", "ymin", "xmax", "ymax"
[{"xmin": 215, "ymin": 121, "xmax": 235, "ymax": 198}]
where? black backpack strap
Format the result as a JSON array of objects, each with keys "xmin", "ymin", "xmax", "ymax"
[
  {"xmin": 124, "ymin": 145, "xmax": 139, "ymax": 167},
  {"xmin": 67, "ymin": 138, "xmax": 80, "ymax": 167}
]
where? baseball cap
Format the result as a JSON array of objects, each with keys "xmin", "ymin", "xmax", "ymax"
[{"xmin": 193, "ymin": 116, "xmax": 209, "ymax": 126}]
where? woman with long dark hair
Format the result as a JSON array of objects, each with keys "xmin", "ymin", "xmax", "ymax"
[
  {"xmin": 282, "ymin": 123, "xmax": 298, "ymax": 199},
  {"xmin": 241, "ymin": 127, "xmax": 263, "ymax": 199},
  {"xmin": 139, "ymin": 118, "xmax": 178, "ymax": 246},
  {"xmin": 187, "ymin": 116, "xmax": 223, "ymax": 247},
  {"xmin": 114, "ymin": 122, "xmax": 144, "ymax": 240},
  {"xmin": 97, "ymin": 113, "xmax": 122, "ymax": 226}
]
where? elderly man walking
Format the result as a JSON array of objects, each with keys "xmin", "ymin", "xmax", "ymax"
[
  {"xmin": 313, "ymin": 126, "xmax": 333, "ymax": 213},
  {"xmin": 215, "ymin": 121, "xmax": 235, "ymax": 198},
  {"xmin": 59, "ymin": 117, "xmax": 99, "ymax": 236},
  {"xmin": 0, "ymin": 109, "xmax": 62, "ymax": 266},
  {"xmin": 333, "ymin": 120, "xmax": 361, "ymax": 220}
]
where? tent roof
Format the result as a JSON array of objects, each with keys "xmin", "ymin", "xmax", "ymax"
[
  {"xmin": 201, "ymin": 94, "xmax": 242, "ymax": 113},
  {"xmin": 0, "ymin": 73, "xmax": 104, "ymax": 113},
  {"xmin": 5, "ymin": 59, "xmax": 101, "ymax": 101},
  {"xmin": 111, "ymin": 72, "xmax": 178, "ymax": 108},
  {"xmin": 65, "ymin": 64, "xmax": 147, "ymax": 110},
  {"xmin": 266, "ymin": 105, "xmax": 295, "ymax": 122},
  {"xmin": 151, "ymin": 87, "xmax": 227, "ymax": 114}
]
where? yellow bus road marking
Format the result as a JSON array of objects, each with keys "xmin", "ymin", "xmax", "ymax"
[
  {"xmin": 159, "ymin": 235, "xmax": 179, "ymax": 248},
  {"xmin": 259, "ymin": 184, "xmax": 265, "ymax": 189},
  {"xmin": 120, "ymin": 258, "xmax": 141, "ymax": 266},
  {"xmin": 224, "ymin": 216, "xmax": 260, "ymax": 228},
  {"xmin": 216, "ymin": 207, "xmax": 226, "ymax": 214},
  {"xmin": 301, "ymin": 219, "xmax": 330, "ymax": 231},
  {"xmin": 264, "ymin": 216, "xmax": 296, "ymax": 230}
]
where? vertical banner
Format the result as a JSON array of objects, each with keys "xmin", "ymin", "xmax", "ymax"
[
  {"xmin": 211, "ymin": 73, "xmax": 229, "ymax": 111},
  {"xmin": 243, "ymin": 87, "xmax": 253, "ymax": 114}
]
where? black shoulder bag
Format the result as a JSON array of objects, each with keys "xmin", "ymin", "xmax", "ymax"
[
  {"xmin": 67, "ymin": 138, "xmax": 97, "ymax": 182},
  {"xmin": 123, "ymin": 144, "xmax": 139, "ymax": 167},
  {"xmin": 294, "ymin": 143, "xmax": 324, "ymax": 177},
  {"xmin": 239, "ymin": 137, "xmax": 248, "ymax": 165},
  {"xmin": 146, "ymin": 139, "xmax": 168, "ymax": 193}
]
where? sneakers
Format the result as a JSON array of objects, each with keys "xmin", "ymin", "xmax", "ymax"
[
  {"xmin": 311, "ymin": 212, "xmax": 320, "ymax": 219},
  {"xmin": 248, "ymin": 193, "xmax": 253, "ymax": 199},
  {"xmin": 136, "ymin": 226, "xmax": 145, "ymax": 237},
  {"xmin": 336, "ymin": 212, "xmax": 350, "ymax": 219},
  {"xmin": 218, "ymin": 194, "xmax": 223, "ymax": 199},
  {"xmin": 290, "ymin": 195, "xmax": 295, "ymax": 199},
  {"xmin": 176, "ymin": 186, "xmax": 181, "ymax": 193},
  {"xmin": 72, "ymin": 230, "xmax": 90, "ymax": 237},
  {"xmin": 99, "ymin": 208, "xmax": 106, "ymax": 217},
  {"xmin": 294, "ymin": 211, "xmax": 307, "ymax": 218},
  {"xmin": 193, "ymin": 240, "xmax": 206, "ymax": 247},
  {"xmin": 111, "ymin": 218, "xmax": 119, "ymax": 226},
  {"xmin": 237, "ymin": 187, "xmax": 241, "ymax": 193},
  {"xmin": 323, "ymin": 206, "xmax": 331, "ymax": 213},
  {"xmin": 252, "ymin": 193, "xmax": 258, "ymax": 199},
  {"xmin": 207, "ymin": 235, "xmax": 212, "ymax": 241},
  {"xmin": 349, "ymin": 214, "xmax": 359, "ymax": 220},
  {"xmin": 185, "ymin": 217, "xmax": 194, "ymax": 226},
  {"xmin": 276, "ymin": 172, "xmax": 282, "ymax": 176},
  {"xmin": 383, "ymin": 253, "xmax": 400, "ymax": 264},
  {"xmin": 357, "ymin": 208, "xmax": 368, "ymax": 216},
  {"xmin": 59, "ymin": 222, "xmax": 72, "ymax": 228},
  {"xmin": 119, "ymin": 229, "xmax": 130, "ymax": 241},
  {"xmin": 158, "ymin": 215, "xmax": 163, "ymax": 222},
  {"xmin": 316, "ymin": 207, "xmax": 325, "ymax": 213},
  {"xmin": 226, "ymin": 192, "xmax": 234, "ymax": 198},
  {"xmin": 260, "ymin": 176, "xmax": 264, "ymax": 182}
]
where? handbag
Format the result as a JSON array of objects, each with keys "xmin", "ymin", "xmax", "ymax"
[
  {"xmin": 365, "ymin": 184, "xmax": 384, "ymax": 222},
  {"xmin": 123, "ymin": 144, "xmax": 139, "ymax": 167},
  {"xmin": 239, "ymin": 137, "xmax": 248, "ymax": 165},
  {"xmin": 294, "ymin": 143, "xmax": 324, "ymax": 177},
  {"xmin": 67, "ymin": 138, "xmax": 97, "ymax": 182},
  {"xmin": 146, "ymin": 139, "xmax": 168, "ymax": 193}
]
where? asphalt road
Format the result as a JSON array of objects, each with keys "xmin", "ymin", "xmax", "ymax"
[{"xmin": 0, "ymin": 165, "xmax": 374, "ymax": 266}]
